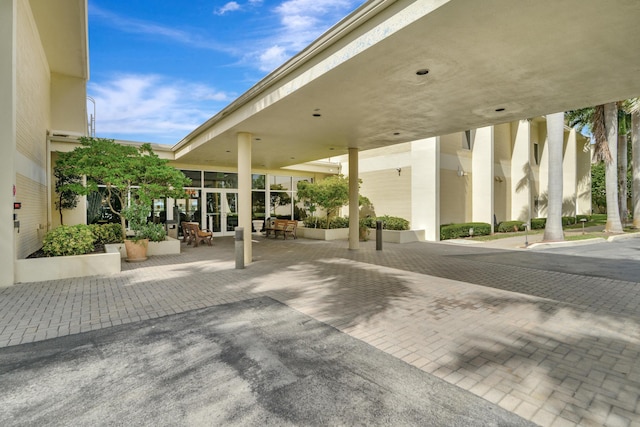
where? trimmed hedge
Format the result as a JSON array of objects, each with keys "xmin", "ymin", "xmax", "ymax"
[
  {"xmin": 302, "ymin": 216, "xmax": 350, "ymax": 229},
  {"xmin": 376, "ymin": 215, "xmax": 410, "ymax": 231},
  {"xmin": 89, "ymin": 223, "xmax": 123, "ymax": 244},
  {"xmin": 497, "ymin": 221, "xmax": 526, "ymax": 233},
  {"xmin": 440, "ymin": 222, "xmax": 491, "ymax": 240},
  {"xmin": 43, "ymin": 225, "xmax": 95, "ymax": 257},
  {"xmin": 499, "ymin": 216, "xmax": 586, "ymax": 232}
]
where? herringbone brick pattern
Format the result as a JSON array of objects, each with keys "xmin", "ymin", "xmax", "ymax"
[{"xmin": 1, "ymin": 237, "xmax": 638, "ymax": 426}]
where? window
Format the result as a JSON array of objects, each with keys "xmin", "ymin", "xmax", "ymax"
[
  {"xmin": 204, "ymin": 171, "xmax": 238, "ymax": 188},
  {"xmin": 533, "ymin": 143, "xmax": 539, "ymax": 165},
  {"xmin": 252, "ymin": 174, "xmax": 265, "ymax": 190},
  {"xmin": 180, "ymin": 170, "xmax": 202, "ymax": 187}
]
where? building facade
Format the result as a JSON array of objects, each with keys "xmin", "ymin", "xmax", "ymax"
[
  {"xmin": 6, "ymin": 0, "xmax": 637, "ymax": 287},
  {"xmin": 340, "ymin": 118, "xmax": 591, "ymax": 240},
  {"xmin": 1, "ymin": 0, "xmax": 89, "ymax": 286}
]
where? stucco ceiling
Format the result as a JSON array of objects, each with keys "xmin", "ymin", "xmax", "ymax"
[{"xmin": 174, "ymin": 0, "xmax": 640, "ymax": 170}]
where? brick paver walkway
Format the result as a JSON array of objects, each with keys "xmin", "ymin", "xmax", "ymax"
[{"xmin": 1, "ymin": 237, "xmax": 639, "ymax": 426}]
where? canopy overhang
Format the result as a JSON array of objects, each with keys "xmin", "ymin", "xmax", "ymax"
[
  {"xmin": 30, "ymin": 0, "xmax": 89, "ymax": 79},
  {"xmin": 173, "ymin": 0, "xmax": 640, "ymax": 169}
]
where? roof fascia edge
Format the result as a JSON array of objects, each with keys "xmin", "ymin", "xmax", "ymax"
[{"xmin": 172, "ymin": 0, "xmax": 396, "ymax": 152}]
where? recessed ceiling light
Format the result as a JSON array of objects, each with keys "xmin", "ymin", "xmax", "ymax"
[
  {"xmin": 416, "ymin": 69, "xmax": 429, "ymax": 76},
  {"xmin": 329, "ymin": 148, "xmax": 335, "ymax": 151},
  {"xmin": 393, "ymin": 132, "xmax": 400, "ymax": 136},
  {"xmin": 495, "ymin": 108, "xmax": 505, "ymax": 112},
  {"xmin": 313, "ymin": 113, "xmax": 322, "ymax": 117},
  {"xmin": 226, "ymin": 150, "xmax": 230, "ymax": 153},
  {"xmin": 290, "ymin": 157, "xmax": 295, "ymax": 159},
  {"xmin": 255, "ymin": 138, "xmax": 261, "ymax": 141}
]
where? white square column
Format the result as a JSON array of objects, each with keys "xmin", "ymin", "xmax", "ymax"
[
  {"xmin": 0, "ymin": 0, "xmax": 16, "ymax": 287},
  {"xmin": 471, "ymin": 126, "xmax": 494, "ymax": 230},
  {"xmin": 511, "ymin": 120, "xmax": 532, "ymax": 223},
  {"xmin": 348, "ymin": 147, "xmax": 359, "ymax": 250},
  {"xmin": 237, "ymin": 132, "xmax": 252, "ymax": 264},
  {"xmin": 411, "ymin": 137, "xmax": 440, "ymax": 241},
  {"xmin": 563, "ymin": 127, "xmax": 578, "ymax": 217}
]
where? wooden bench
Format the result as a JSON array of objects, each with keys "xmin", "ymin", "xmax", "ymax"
[
  {"xmin": 183, "ymin": 222, "xmax": 213, "ymax": 247},
  {"xmin": 264, "ymin": 219, "xmax": 298, "ymax": 240}
]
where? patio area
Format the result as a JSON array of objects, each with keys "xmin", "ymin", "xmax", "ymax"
[{"xmin": 1, "ymin": 236, "xmax": 639, "ymax": 426}]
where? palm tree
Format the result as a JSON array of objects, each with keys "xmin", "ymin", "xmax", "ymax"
[
  {"xmin": 603, "ymin": 103, "xmax": 624, "ymax": 233},
  {"xmin": 628, "ymin": 98, "xmax": 640, "ymax": 228},
  {"xmin": 566, "ymin": 103, "xmax": 623, "ymax": 233},
  {"xmin": 543, "ymin": 112, "xmax": 565, "ymax": 241}
]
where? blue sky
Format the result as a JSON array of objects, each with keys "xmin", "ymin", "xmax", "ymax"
[{"xmin": 87, "ymin": 0, "xmax": 363, "ymax": 145}]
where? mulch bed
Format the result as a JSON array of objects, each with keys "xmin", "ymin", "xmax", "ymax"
[{"xmin": 27, "ymin": 244, "xmax": 106, "ymax": 259}]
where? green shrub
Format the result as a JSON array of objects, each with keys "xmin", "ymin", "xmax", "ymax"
[
  {"xmin": 562, "ymin": 216, "xmax": 576, "ymax": 226},
  {"xmin": 303, "ymin": 216, "xmax": 323, "ymax": 228},
  {"xmin": 531, "ymin": 218, "xmax": 546, "ymax": 229},
  {"xmin": 329, "ymin": 216, "xmax": 350, "ymax": 229},
  {"xmin": 42, "ymin": 225, "xmax": 95, "ymax": 257},
  {"xmin": 141, "ymin": 223, "xmax": 166, "ymax": 242},
  {"xmin": 359, "ymin": 216, "xmax": 377, "ymax": 229},
  {"xmin": 497, "ymin": 220, "xmax": 526, "ymax": 233},
  {"xmin": 89, "ymin": 223, "xmax": 123, "ymax": 244},
  {"xmin": 576, "ymin": 214, "xmax": 591, "ymax": 223},
  {"xmin": 377, "ymin": 215, "xmax": 409, "ymax": 231},
  {"xmin": 440, "ymin": 222, "xmax": 491, "ymax": 240}
]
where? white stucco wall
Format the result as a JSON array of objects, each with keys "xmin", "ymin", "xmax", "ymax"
[{"xmin": 15, "ymin": 0, "xmax": 50, "ymax": 259}]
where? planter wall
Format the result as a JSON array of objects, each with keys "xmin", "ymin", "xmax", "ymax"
[
  {"xmin": 106, "ymin": 237, "xmax": 181, "ymax": 259},
  {"xmin": 370, "ymin": 229, "xmax": 426, "ymax": 243},
  {"xmin": 297, "ymin": 227, "xmax": 425, "ymax": 242},
  {"xmin": 297, "ymin": 227, "xmax": 349, "ymax": 240},
  {"xmin": 15, "ymin": 252, "xmax": 121, "ymax": 283}
]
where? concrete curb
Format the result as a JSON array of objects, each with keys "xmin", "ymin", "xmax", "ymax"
[
  {"xmin": 607, "ymin": 232, "xmax": 640, "ymax": 242},
  {"xmin": 527, "ymin": 238, "xmax": 606, "ymax": 250}
]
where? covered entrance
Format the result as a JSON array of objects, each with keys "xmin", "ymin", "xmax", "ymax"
[{"xmin": 204, "ymin": 190, "xmax": 238, "ymax": 236}]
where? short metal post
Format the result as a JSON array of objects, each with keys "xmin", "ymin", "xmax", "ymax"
[
  {"xmin": 376, "ymin": 220, "xmax": 383, "ymax": 251},
  {"xmin": 235, "ymin": 227, "xmax": 244, "ymax": 269},
  {"xmin": 524, "ymin": 224, "xmax": 529, "ymax": 247}
]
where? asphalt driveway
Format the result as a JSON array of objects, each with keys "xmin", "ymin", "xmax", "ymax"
[{"xmin": 0, "ymin": 297, "xmax": 532, "ymax": 427}]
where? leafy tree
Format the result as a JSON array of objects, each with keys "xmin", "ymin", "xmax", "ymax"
[
  {"xmin": 297, "ymin": 175, "xmax": 353, "ymax": 229},
  {"xmin": 53, "ymin": 155, "xmax": 81, "ymax": 225},
  {"xmin": 269, "ymin": 183, "xmax": 291, "ymax": 216},
  {"xmin": 591, "ymin": 162, "xmax": 606, "ymax": 212},
  {"xmin": 57, "ymin": 137, "xmax": 190, "ymax": 240}
]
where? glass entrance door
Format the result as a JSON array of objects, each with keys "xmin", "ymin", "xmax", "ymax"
[{"xmin": 205, "ymin": 190, "xmax": 238, "ymax": 236}]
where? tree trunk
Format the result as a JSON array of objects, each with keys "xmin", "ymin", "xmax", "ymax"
[
  {"xmin": 633, "ymin": 111, "xmax": 640, "ymax": 228},
  {"xmin": 604, "ymin": 103, "xmax": 624, "ymax": 233},
  {"xmin": 543, "ymin": 112, "xmax": 565, "ymax": 241},
  {"xmin": 618, "ymin": 134, "xmax": 628, "ymax": 224}
]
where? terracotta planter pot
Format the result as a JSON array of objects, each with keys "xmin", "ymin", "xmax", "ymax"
[{"xmin": 124, "ymin": 239, "xmax": 149, "ymax": 262}]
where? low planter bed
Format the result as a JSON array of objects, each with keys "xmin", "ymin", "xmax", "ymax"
[
  {"xmin": 297, "ymin": 227, "xmax": 349, "ymax": 240},
  {"xmin": 369, "ymin": 229, "xmax": 426, "ymax": 243},
  {"xmin": 15, "ymin": 252, "xmax": 121, "ymax": 283},
  {"xmin": 105, "ymin": 237, "xmax": 181, "ymax": 259}
]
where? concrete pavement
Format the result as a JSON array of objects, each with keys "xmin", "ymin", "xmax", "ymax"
[{"xmin": 1, "ymin": 235, "xmax": 639, "ymax": 426}]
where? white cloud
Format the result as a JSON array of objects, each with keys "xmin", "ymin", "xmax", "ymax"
[
  {"xmin": 215, "ymin": 2, "xmax": 241, "ymax": 15},
  {"xmin": 258, "ymin": 46, "xmax": 288, "ymax": 72},
  {"xmin": 253, "ymin": 0, "xmax": 359, "ymax": 71},
  {"xmin": 88, "ymin": 74, "xmax": 233, "ymax": 144}
]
